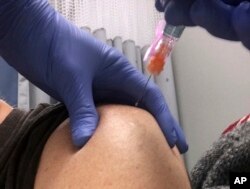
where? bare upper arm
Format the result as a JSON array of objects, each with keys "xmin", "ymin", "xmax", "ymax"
[{"xmin": 35, "ymin": 105, "xmax": 190, "ymax": 189}]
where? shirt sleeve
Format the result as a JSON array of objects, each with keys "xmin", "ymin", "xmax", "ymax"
[{"xmin": 0, "ymin": 108, "xmax": 26, "ymax": 151}]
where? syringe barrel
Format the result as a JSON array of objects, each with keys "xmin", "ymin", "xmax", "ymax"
[{"xmin": 145, "ymin": 23, "xmax": 185, "ymax": 75}]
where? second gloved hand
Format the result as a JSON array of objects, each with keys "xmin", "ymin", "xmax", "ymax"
[
  {"xmin": 155, "ymin": 0, "xmax": 250, "ymax": 49},
  {"xmin": 0, "ymin": 0, "xmax": 188, "ymax": 152}
]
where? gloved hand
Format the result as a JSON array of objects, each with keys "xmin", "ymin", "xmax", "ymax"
[
  {"xmin": 0, "ymin": 0, "xmax": 188, "ymax": 152},
  {"xmin": 155, "ymin": 0, "xmax": 250, "ymax": 49}
]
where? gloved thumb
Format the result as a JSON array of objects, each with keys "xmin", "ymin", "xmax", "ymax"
[
  {"xmin": 232, "ymin": 2, "xmax": 250, "ymax": 49},
  {"xmin": 65, "ymin": 87, "xmax": 99, "ymax": 148}
]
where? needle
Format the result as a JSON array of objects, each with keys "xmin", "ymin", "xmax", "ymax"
[
  {"xmin": 135, "ymin": 23, "xmax": 184, "ymax": 107},
  {"xmin": 135, "ymin": 75, "xmax": 152, "ymax": 107}
]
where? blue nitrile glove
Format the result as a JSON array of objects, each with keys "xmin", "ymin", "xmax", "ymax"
[
  {"xmin": 155, "ymin": 0, "xmax": 250, "ymax": 49},
  {"xmin": 0, "ymin": 0, "xmax": 188, "ymax": 152}
]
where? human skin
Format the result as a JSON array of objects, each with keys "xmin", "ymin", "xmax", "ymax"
[
  {"xmin": 0, "ymin": 100, "xmax": 13, "ymax": 124},
  {"xmin": 0, "ymin": 101, "xmax": 190, "ymax": 188}
]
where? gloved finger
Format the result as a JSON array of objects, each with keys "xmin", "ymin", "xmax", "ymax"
[
  {"xmin": 93, "ymin": 88, "xmax": 188, "ymax": 152},
  {"xmin": 65, "ymin": 85, "xmax": 99, "ymax": 148},
  {"xmin": 141, "ymin": 82, "xmax": 187, "ymax": 152},
  {"xmin": 174, "ymin": 122, "xmax": 188, "ymax": 153},
  {"xmin": 109, "ymin": 66, "xmax": 187, "ymax": 151},
  {"xmin": 95, "ymin": 52, "xmax": 187, "ymax": 151},
  {"xmin": 93, "ymin": 89, "xmax": 140, "ymax": 107},
  {"xmin": 190, "ymin": 0, "xmax": 238, "ymax": 40},
  {"xmin": 155, "ymin": 0, "xmax": 170, "ymax": 12},
  {"xmin": 232, "ymin": 2, "xmax": 250, "ymax": 49},
  {"xmin": 165, "ymin": 0, "xmax": 196, "ymax": 26}
]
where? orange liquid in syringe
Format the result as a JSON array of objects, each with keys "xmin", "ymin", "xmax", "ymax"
[{"xmin": 147, "ymin": 41, "xmax": 172, "ymax": 75}]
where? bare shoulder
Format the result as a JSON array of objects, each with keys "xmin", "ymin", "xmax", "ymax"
[{"xmin": 35, "ymin": 105, "xmax": 190, "ymax": 189}]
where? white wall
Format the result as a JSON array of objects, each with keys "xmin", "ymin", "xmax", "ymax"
[{"xmin": 172, "ymin": 27, "xmax": 250, "ymax": 172}]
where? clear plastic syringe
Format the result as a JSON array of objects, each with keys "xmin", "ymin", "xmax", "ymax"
[{"xmin": 135, "ymin": 22, "xmax": 185, "ymax": 106}]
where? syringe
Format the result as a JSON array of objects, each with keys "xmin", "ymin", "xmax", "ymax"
[{"xmin": 135, "ymin": 21, "xmax": 185, "ymax": 106}]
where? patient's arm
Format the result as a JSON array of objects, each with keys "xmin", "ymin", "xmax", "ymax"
[{"xmin": 35, "ymin": 105, "xmax": 190, "ymax": 189}]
